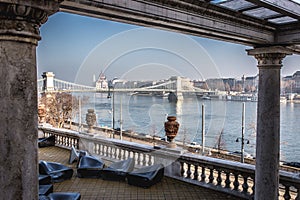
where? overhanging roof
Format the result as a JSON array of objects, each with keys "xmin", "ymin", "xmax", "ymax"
[{"xmin": 60, "ymin": 0, "xmax": 300, "ymax": 53}]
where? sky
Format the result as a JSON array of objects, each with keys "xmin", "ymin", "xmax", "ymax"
[{"xmin": 37, "ymin": 11, "xmax": 300, "ymax": 85}]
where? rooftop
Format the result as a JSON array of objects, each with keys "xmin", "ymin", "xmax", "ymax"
[{"xmin": 39, "ymin": 146, "xmax": 242, "ymax": 200}]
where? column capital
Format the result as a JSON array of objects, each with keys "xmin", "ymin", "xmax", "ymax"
[
  {"xmin": 0, "ymin": 0, "xmax": 63, "ymax": 44},
  {"xmin": 247, "ymin": 46, "xmax": 293, "ymax": 68}
]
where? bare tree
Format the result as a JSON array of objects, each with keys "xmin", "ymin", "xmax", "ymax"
[{"xmin": 39, "ymin": 93, "xmax": 79, "ymax": 128}]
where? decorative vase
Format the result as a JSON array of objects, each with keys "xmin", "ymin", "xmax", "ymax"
[
  {"xmin": 86, "ymin": 109, "xmax": 96, "ymax": 133},
  {"xmin": 164, "ymin": 116, "xmax": 180, "ymax": 148}
]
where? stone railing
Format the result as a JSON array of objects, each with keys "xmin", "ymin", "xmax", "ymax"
[
  {"xmin": 80, "ymin": 134, "xmax": 155, "ymax": 167},
  {"xmin": 176, "ymin": 154, "xmax": 255, "ymax": 199},
  {"xmin": 38, "ymin": 126, "xmax": 300, "ymax": 199},
  {"xmin": 39, "ymin": 126, "xmax": 80, "ymax": 149}
]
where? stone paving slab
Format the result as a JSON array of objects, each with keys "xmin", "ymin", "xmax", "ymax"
[{"xmin": 38, "ymin": 146, "xmax": 243, "ymax": 200}]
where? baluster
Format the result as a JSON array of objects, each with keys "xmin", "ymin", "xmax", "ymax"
[
  {"xmin": 118, "ymin": 149, "xmax": 121, "ymax": 160},
  {"xmin": 111, "ymin": 146, "xmax": 115, "ymax": 158},
  {"xmin": 250, "ymin": 174, "xmax": 255, "ymax": 196},
  {"xmin": 137, "ymin": 153, "xmax": 141, "ymax": 166},
  {"xmin": 225, "ymin": 171, "xmax": 231, "ymax": 188},
  {"xmin": 96, "ymin": 143, "xmax": 100, "ymax": 155},
  {"xmin": 296, "ymin": 186, "xmax": 300, "ymax": 200},
  {"xmin": 100, "ymin": 144, "xmax": 104, "ymax": 156},
  {"xmin": 209, "ymin": 168, "xmax": 214, "ymax": 184},
  {"xmin": 242, "ymin": 175, "xmax": 249, "ymax": 194},
  {"xmin": 121, "ymin": 149, "xmax": 126, "ymax": 160},
  {"xmin": 94, "ymin": 144, "xmax": 98, "ymax": 155},
  {"xmin": 147, "ymin": 154, "xmax": 153, "ymax": 166},
  {"xmin": 201, "ymin": 166, "xmax": 206, "ymax": 182},
  {"xmin": 193, "ymin": 165, "xmax": 199, "ymax": 180},
  {"xmin": 105, "ymin": 145, "xmax": 109, "ymax": 157},
  {"xmin": 142, "ymin": 154, "xmax": 147, "ymax": 166},
  {"xmin": 110, "ymin": 146, "xmax": 113, "ymax": 158},
  {"xmin": 217, "ymin": 170, "xmax": 222, "ymax": 186},
  {"xmin": 233, "ymin": 173, "xmax": 239, "ymax": 191},
  {"xmin": 76, "ymin": 138, "xmax": 79, "ymax": 149},
  {"xmin": 56, "ymin": 135, "xmax": 59, "ymax": 145},
  {"xmin": 70, "ymin": 138, "xmax": 73, "ymax": 147},
  {"xmin": 132, "ymin": 152, "xmax": 136, "ymax": 164},
  {"xmin": 114, "ymin": 147, "xmax": 117, "ymax": 159},
  {"xmin": 283, "ymin": 184, "xmax": 291, "ymax": 200},
  {"xmin": 180, "ymin": 162, "xmax": 185, "ymax": 177},
  {"xmin": 186, "ymin": 163, "xmax": 191, "ymax": 179}
]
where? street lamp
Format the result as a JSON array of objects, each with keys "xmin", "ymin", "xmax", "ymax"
[
  {"xmin": 236, "ymin": 102, "xmax": 249, "ymax": 163},
  {"xmin": 236, "ymin": 137, "xmax": 250, "ymax": 163},
  {"xmin": 107, "ymin": 80, "xmax": 115, "ymax": 138}
]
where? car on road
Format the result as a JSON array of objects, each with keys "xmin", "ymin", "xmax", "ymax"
[{"xmin": 227, "ymin": 151, "xmax": 253, "ymax": 159}]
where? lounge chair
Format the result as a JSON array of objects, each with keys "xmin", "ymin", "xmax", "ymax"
[
  {"xmin": 39, "ymin": 184, "xmax": 53, "ymax": 196},
  {"xmin": 69, "ymin": 147, "xmax": 87, "ymax": 166},
  {"xmin": 100, "ymin": 158, "xmax": 135, "ymax": 181},
  {"xmin": 39, "ymin": 174, "xmax": 51, "ymax": 185},
  {"xmin": 39, "ymin": 160, "xmax": 73, "ymax": 183},
  {"xmin": 39, "ymin": 192, "xmax": 81, "ymax": 200},
  {"xmin": 127, "ymin": 164, "xmax": 164, "ymax": 188},
  {"xmin": 69, "ymin": 146, "xmax": 79, "ymax": 164},
  {"xmin": 77, "ymin": 155, "xmax": 105, "ymax": 178},
  {"xmin": 38, "ymin": 135, "xmax": 55, "ymax": 148}
]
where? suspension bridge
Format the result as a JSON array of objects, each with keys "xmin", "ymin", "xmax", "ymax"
[{"xmin": 37, "ymin": 72, "xmax": 214, "ymax": 100}]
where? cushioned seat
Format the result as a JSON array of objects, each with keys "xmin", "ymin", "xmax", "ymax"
[
  {"xmin": 100, "ymin": 158, "xmax": 135, "ymax": 181},
  {"xmin": 69, "ymin": 146, "xmax": 79, "ymax": 164},
  {"xmin": 48, "ymin": 192, "xmax": 81, "ymax": 200},
  {"xmin": 39, "ymin": 192, "xmax": 81, "ymax": 200},
  {"xmin": 39, "ymin": 184, "xmax": 53, "ymax": 196},
  {"xmin": 69, "ymin": 146, "xmax": 87, "ymax": 165},
  {"xmin": 39, "ymin": 174, "xmax": 51, "ymax": 185},
  {"xmin": 77, "ymin": 155, "xmax": 105, "ymax": 178},
  {"xmin": 127, "ymin": 164, "xmax": 164, "ymax": 188},
  {"xmin": 38, "ymin": 135, "xmax": 55, "ymax": 148},
  {"xmin": 39, "ymin": 160, "xmax": 73, "ymax": 183}
]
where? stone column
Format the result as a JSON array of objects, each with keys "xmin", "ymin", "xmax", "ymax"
[
  {"xmin": 0, "ymin": 1, "xmax": 61, "ymax": 199},
  {"xmin": 247, "ymin": 46, "xmax": 292, "ymax": 200}
]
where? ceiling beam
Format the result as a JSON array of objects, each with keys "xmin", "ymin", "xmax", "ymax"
[
  {"xmin": 60, "ymin": 0, "xmax": 275, "ymax": 46},
  {"xmin": 245, "ymin": 0, "xmax": 300, "ymax": 19}
]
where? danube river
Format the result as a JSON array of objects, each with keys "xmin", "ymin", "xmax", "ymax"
[{"xmin": 81, "ymin": 93, "xmax": 300, "ymax": 163}]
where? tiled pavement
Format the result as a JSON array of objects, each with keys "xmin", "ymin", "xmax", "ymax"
[{"xmin": 38, "ymin": 146, "xmax": 243, "ymax": 200}]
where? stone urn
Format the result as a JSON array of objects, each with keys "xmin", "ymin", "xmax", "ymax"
[
  {"xmin": 86, "ymin": 109, "xmax": 96, "ymax": 133},
  {"xmin": 164, "ymin": 116, "xmax": 180, "ymax": 148}
]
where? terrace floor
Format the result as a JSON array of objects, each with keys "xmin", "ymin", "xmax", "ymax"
[{"xmin": 38, "ymin": 146, "xmax": 244, "ymax": 200}]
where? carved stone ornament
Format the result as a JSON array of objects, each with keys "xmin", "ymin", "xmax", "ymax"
[
  {"xmin": 86, "ymin": 109, "xmax": 96, "ymax": 133},
  {"xmin": 247, "ymin": 46, "xmax": 293, "ymax": 69},
  {"xmin": 164, "ymin": 116, "xmax": 180, "ymax": 148},
  {"xmin": 0, "ymin": 1, "xmax": 62, "ymax": 44}
]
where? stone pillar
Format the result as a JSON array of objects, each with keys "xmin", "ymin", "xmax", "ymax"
[
  {"xmin": 247, "ymin": 46, "xmax": 292, "ymax": 200},
  {"xmin": 42, "ymin": 72, "xmax": 55, "ymax": 92},
  {"xmin": 0, "ymin": 1, "xmax": 61, "ymax": 199}
]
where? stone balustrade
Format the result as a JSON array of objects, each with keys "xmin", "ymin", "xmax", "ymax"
[
  {"xmin": 40, "ymin": 126, "xmax": 80, "ymax": 149},
  {"xmin": 39, "ymin": 126, "xmax": 300, "ymax": 199}
]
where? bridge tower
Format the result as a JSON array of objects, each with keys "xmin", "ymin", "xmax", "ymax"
[
  {"xmin": 42, "ymin": 72, "xmax": 55, "ymax": 92},
  {"xmin": 168, "ymin": 76, "xmax": 183, "ymax": 102}
]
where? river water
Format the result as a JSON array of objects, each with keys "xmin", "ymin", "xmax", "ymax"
[{"xmin": 80, "ymin": 93, "xmax": 300, "ymax": 162}]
